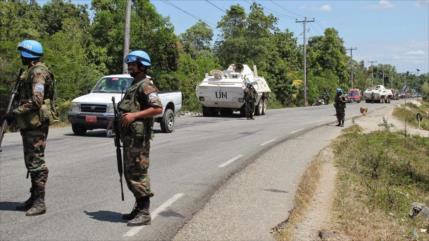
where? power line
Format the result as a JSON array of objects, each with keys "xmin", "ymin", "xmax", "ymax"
[
  {"xmin": 269, "ymin": 0, "xmax": 303, "ymax": 18},
  {"xmin": 243, "ymin": 0, "xmax": 296, "ymax": 20},
  {"xmin": 160, "ymin": 0, "xmax": 216, "ymax": 28},
  {"xmin": 205, "ymin": 0, "xmax": 226, "ymax": 13},
  {"xmin": 315, "ymin": 22, "xmax": 326, "ymax": 33},
  {"xmin": 310, "ymin": 22, "xmax": 324, "ymax": 36}
]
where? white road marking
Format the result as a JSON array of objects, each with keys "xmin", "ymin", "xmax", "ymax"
[
  {"xmin": 290, "ymin": 128, "xmax": 304, "ymax": 134},
  {"xmin": 218, "ymin": 154, "xmax": 243, "ymax": 168},
  {"xmin": 260, "ymin": 138, "xmax": 277, "ymax": 146},
  {"xmin": 123, "ymin": 193, "xmax": 185, "ymax": 237}
]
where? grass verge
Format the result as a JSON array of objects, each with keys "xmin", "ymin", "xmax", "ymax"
[
  {"xmin": 331, "ymin": 125, "xmax": 429, "ymax": 240},
  {"xmin": 393, "ymin": 100, "xmax": 429, "ymax": 131},
  {"xmin": 273, "ymin": 148, "xmax": 324, "ymax": 241}
]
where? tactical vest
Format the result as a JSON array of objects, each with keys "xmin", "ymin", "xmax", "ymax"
[
  {"xmin": 118, "ymin": 78, "xmax": 154, "ymax": 142},
  {"xmin": 16, "ymin": 64, "xmax": 58, "ymax": 130}
]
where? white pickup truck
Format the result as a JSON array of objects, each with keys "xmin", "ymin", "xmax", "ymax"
[{"xmin": 68, "ymin": 74, "xmax": 182, "ymax": 135}]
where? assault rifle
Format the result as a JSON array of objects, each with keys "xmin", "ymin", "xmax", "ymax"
[
  {"xmin": 0, "ymin": 69, "xmax": 24, "ymax": 152},
  {"xmin": 112, "ymin": 97, "xmax": 124, "ymax": 201}
]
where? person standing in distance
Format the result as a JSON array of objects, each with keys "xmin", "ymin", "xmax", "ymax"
[
  {"xmin": 334, "ymin": 88, "xmax": 346, "ymax": 127},
  {"xmin": 13, "ymin": 40, "xmax": 57, "ymax": 216},
  {"xmin": 118, "ymin": 50, "xmax": 163, "ymax": 226},
  {"xmin": 244, "ymin": 83, "xmax": 257, "ymax": 120}
]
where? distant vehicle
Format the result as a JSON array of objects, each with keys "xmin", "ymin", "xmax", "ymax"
[
  {"xmin": 196, "ymin": 64, "xmax": 271, "ymax": 117},
  {"xmin": 68, "ymin": 74, "xmax": 182, "ymax": 135},
  {"xmin": 312, "ymin": 92, "xmax": 330, "ymax": 106},
  {"xmin": 391, "ymin": 89, "xmax": 400, "ymax": 100},
  {"xmin": 346, "ymin": 88, "xmax": 362, "ymax": 103},
  {"xmin": 363, "ymin": 85, "xmax": 392, "ymax": 103}
]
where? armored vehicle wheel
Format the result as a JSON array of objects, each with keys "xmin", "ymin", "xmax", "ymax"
[
  {"xmin": 202, "ymin": 106, "xmax": 214, "ymax": 117},
  {"xmin": 220, "ymin": 109, "xmax": 233, "ymax": 117},
  {"xmin": 160, "ymin": 108, "xmax": 175, "ymax": 133},
  {"xmin": 72, "ymin": 124, "xmax": 87, "ymax": 135},
  {"xmin": 255, "ymin": 100, "xmax": 263, "ymax": 116},
  {"xmin": 239, "ymin": 105, "xmax": 246, "ymax": 117}
]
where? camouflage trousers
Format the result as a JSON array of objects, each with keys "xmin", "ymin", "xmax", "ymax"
[
  {"xmin": 336, "ymin": 108, "xmax": 345, "ymax": 122},
  {"xmin": 123, "ymin": 137, "xmax": 153, "ymax": 199},
  {"xmin": 245, "ymin": 100, "xmax": 255, "ymax": 118},
  {"xmin": 20, "ymin": 123, "xmax": 49, "ymax": 189}
]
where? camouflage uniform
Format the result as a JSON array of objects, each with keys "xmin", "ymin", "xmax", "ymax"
[
  {"xmin": 244, "ymin": 85, "xmax": 257, "ymax": 119},
  {"xmin": 334, "ymin": 93, "xmax": 346, "ymax": 126},
  {"xmin": 13, "ymin": 62, "xmax": 56, "ymax": 214},
  {"xmin": 118, "ymin": 76, "xmax": 162, "ymax": 199}
]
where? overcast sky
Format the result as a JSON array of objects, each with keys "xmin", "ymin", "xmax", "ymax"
[{"xmin": 37, "ymin": 0, "xmax": 429, "ymax": 74}]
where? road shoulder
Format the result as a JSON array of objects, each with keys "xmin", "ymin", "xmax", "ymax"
[{"xmin": 173, "ymin": 119, "xmax": 346, "ymax": 240}]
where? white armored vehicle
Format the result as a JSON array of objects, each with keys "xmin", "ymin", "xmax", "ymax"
[
  {"xmin": 363, "ymin": 85, "xmax": 393, "ymax": 103},
  {"xmin": 196, "ymin": 64, "xmax": 271, "ymax": 117}
]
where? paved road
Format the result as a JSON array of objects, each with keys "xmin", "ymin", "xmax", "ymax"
[{"xmin": 0, "ymin": 102, "xmax": 387, "ymax": 241}]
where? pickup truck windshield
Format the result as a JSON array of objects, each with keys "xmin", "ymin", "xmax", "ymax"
[{"xmin": 92, "ymin": 77, "xmax": 133, "ymax": 93}]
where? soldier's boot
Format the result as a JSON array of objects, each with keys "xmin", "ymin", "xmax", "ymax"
[
  {"xmin": 16, "ymin": 186, "xmax": 35, "ymax": 211},
  {"xmin": 26, "ymin": 188, "xmax": 46, "ymax": 216},
  {"xmin": 122, "ymin": 202, "xmax": 139, "ymax": 220},
  {"xmin": 340, "ymin": 119, "xmax": 344, "ymax": 127},
  {"xmin": 127, "ymin": 197, "xmax": 151, "ymax": 226}
]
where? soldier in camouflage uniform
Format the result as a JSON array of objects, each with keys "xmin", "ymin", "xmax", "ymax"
[
  {"xmin": 244, "ymin": 83, "xmax": 257, "ymax": 120},
  {"xmin": 334, "ymin": 88, "xmax": 346, "ymax": 127},
  {"xmin": 13, "ymin": 40, "xmax": 57, "ymax": 216},
  {"xmin": 118, "ymin": 50, "xmax": 163, "ymax": 226}
]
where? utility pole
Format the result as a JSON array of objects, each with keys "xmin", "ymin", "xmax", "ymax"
[
  {"xmin": 346, "ymin": 47, "xmax": 357, "ymax": 88},
  {"xmin": 123, "ymin": 0, "xmax": 132, "ymax": 74},
  {"xmin": 296, "ymin": 17, "xmax": 315, "ymax": 106},
  {"xmin": 368, "ymin": 60, "xmax": 377, "ymax": 86}
]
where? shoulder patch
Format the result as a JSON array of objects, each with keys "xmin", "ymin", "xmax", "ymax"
[
  {"xmin": 34, "ymin": 83, "xmax": 44, "ymax": 93},
  {"xmin": 143, "ymin": 84, "xmax": 158, "ymax": 95}
]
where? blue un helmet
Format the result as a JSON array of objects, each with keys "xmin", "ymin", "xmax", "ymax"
[
  {"xmin": 336, "ymin": 88, "xmax": 343, "ymax": 94},
  {"xmin": 124, "ymin": 50, "xmax": 151, "ymax": 67},
  {"xmin": 17, "ymin": 40, "xmax": 43, "ymax": 59}
]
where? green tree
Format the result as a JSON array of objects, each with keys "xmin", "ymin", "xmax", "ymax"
[
  {"xmin": 91, "ymin": 0, "xmax": 179, "ymax": 75},
  {"xmin": 307, "ymin": 28, "xmax": 348, "ymax": 84},
  {"xmin": 180, "ymin": 20, "xmax": 213, "ymax": 58},
  {"xmin": 215, "ymin": 4, "xmax": 247, "ymax": 66}
]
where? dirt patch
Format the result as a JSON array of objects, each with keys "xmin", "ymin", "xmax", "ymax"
[{"xmin": 292, "ymin": 147, "xmax": 339, "ymax": 241}]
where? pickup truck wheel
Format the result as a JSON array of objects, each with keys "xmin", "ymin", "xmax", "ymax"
[
  {"xmin": 160, "ymin": 108, "xmax": 175, "ymax": 133},
  {"xmin": 72, "ymin": 124, "xmax": 87, "ymax": 135}
]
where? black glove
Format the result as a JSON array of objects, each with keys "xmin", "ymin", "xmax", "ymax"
[{"xmin": 1, "ymin": 113, "xmax": 15, "ymax": 125}]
